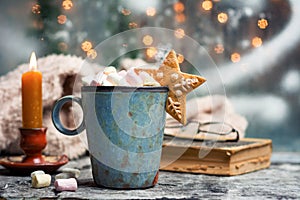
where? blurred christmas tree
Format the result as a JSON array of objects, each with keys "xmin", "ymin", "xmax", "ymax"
[
  {"xmin": 27, "ymin": 0, "xmax": 291, "ymax": 64},
  {"xmin": 28, "ymin": 0, "xmax": 132, "ymax": 59},
  {"xmin": 26, "ymin": 0, "xmax": 289, "ymax": 67}
]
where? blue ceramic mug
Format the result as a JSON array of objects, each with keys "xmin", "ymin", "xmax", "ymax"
[{"xmin": 52, "ymin": 86, "xmax": 168, "ymax": 189}]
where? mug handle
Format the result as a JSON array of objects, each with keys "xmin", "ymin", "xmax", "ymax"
[{"xmin": 51, "ymin": 95, "xmax": 85, "ymax": 136}]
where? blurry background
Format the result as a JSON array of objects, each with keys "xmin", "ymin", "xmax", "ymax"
[{"xmin": 0, "ymin": 0, "xmax": 299, "ymax": 151}]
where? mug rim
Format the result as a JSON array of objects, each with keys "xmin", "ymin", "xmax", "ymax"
[{"xmin": 81, "ymin": 86, "xmax": 169, "ymax": 92}]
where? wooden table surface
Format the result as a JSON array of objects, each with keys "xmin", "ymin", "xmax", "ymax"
[{"xmin": 0, "ymin": 152, "xmax": 300, "ymax": 199}]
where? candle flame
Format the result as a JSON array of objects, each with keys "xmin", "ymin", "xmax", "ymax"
[{"xmin": 29, "ymin": 52, "xmax": 37, "ymax": 71}]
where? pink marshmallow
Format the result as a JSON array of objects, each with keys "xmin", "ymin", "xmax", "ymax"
[
  {"xmin": 90, "ymin": 80, "xmax": 101, "ymax": 86},
  {"xmin": 125, "ymin": 68, "xmax": 143, "ymax": 86},
  {"xmin": 118, "ymin": 70, "xmax": 127, "ymax": 77},
  {"xmin": 94, "ymin": 72, "xmax": 107, "ymax": 85},
  {"xmin": 54, "ymin": 178, "xmax": 78, "ymax": 192}
]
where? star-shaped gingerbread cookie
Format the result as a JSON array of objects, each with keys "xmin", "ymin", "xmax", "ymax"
[{"xmin": 135, "ymin": 50, "xmax": 206, "ymax": 125}]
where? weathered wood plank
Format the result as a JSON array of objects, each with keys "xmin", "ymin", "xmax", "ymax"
[{"xmin": 0, "ymin": 153, "xmax": 300, "ymax": 199}]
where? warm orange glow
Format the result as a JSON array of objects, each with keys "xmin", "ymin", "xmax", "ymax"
[
  {"xmin": 32, "ymin": 4, "xmax": 41, "ymax": 14},
  {"xmin": 142, "ymin": 35, "xmax": 153, "ymax": 46},
  {"xmin": 252, "ymin": 37, "xmax": 263, "ymax": 47},
  {"xmin": 258, "ymin": 19, "xmax": 268, "ymax": 29},
  {"xmin": 58, "ymin": 42, "xmax": 68, "ymax": 51},
  {"xmin": 146, "ymin": 7, "xmax": 156, "ymax": 16},
  {"xmin": 62, "ymin": 0, "xmax": 73, "ymax": 10},
  {"xmin": 231, "ymin": 53, "xmax": 241, "ymax": 63},
  {"xmin": 214, "ymin": 44, "xmax": 224, "ymax": 54},
  {"xmin": 146, "ymin": 47, "xmax": 157, "ymax": 58},
  {"xmin": 173, "ymin": 2, "xmax": 185, "ymax": 13},
  {"xmin": 174, "ymin": 28, "xmax": 185, "ymax": 39},
  {"xmin": 121, "ymin": 8, "xmax": 131, "ymax": 16},
  {"xmin": 33, "ymin": 21, "xmax": 44, "ymax": 29},
  {"xmin": 29, "ymin": 52, "xmax": 37, "ymax": 71},
  {"xmin": 22, "ymin": 52, "xmax": 42, "ymax": 128},
  {"xmin": 87, "ymin": 49, "xmax": 97, "ymax": 59},
  {"xmin": 218, "ymin": 12, "xmax": 228, "ymax": 24},
  {"xmin": 202, "ymin": 0, "xmax": 213, "ymax": 11},
  {"xmin": 177, "ymin": 54, "xmax": 184, "ymax": 63},
  {"xmin": 175, "ymin": 13, "xmax": 186, "ymax": 23},
  {"xmin": 128, "ymin": 22, "xmax": 138, "ymax": 29},
  {"xmin": 57, "ymin": 15, "xmax": 67, "ymax": 24},
  {"xmin": 81, "ymin": 41, "xmax": 93, "ymax": 52}
]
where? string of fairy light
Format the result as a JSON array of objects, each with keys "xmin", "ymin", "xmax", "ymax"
[{"xmin": 31, "ymin": 0, "xmax": 269, "ymax": 63}]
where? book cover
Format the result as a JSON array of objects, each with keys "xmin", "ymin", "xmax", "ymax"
[{"xmin": 160, "ymin": 137, "xmax": 272, "ymax": 176}]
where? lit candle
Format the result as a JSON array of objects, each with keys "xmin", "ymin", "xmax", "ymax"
[{"xmin": 22, "ymin": 52, "xmax": 43, "ymax": 128}]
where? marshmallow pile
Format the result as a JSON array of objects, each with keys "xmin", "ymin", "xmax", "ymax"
[
  {"xmin": 30, "ymin": 168, "xmax": 80, "ymax": 192},
  {"xmin": 82, "ymin": 66, "xmax": 160, "ymax": 87}
]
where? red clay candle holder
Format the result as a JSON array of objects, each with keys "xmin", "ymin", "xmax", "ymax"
[
  {"xmin": 0, "ymin": 125, "xmax": 68, "ymax": 174},
  {"xmin": 19, "ymin": 127, "xmax": 47, "ymax": 164},
  {"xmin": 0, "ymin": 127, "xmax": 69, "ymax": 174}
]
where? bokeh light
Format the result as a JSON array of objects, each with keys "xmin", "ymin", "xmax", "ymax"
[
  {"xmin": 202, "ymin": 0, "xmax": 213, "ymax": 11},
  {"xmin": 57, "ymin": 15, "xmax": 67, "ymax": 25},
  {"xmin": 177, "ymin": 54, "xmax": 184, "ymax": 63},
  {"xmin": 252, "ymin": 36, "xmax": 263, "ymax": 47},
  {"xmin": 32, "ymin": 4, "xmax": 41, "ymax": 14},
  {"xmin": 218, "ymin": 12, "xmax": 228, "ymax": 24},
  {"xmin": 173, "ymin": 2, "xmax": 185, "ymax": 13},
  {"xmin": 231, "ymin": 52, "xmax": 241, "ymax": 63},
  {"xmin": 146, "ymin": 47, "xmax": 157, "ymax": 58},
  {"xmin": 87, "ymin": 49, "xmax": 97, "ymax": 59},
  {"xmin": 62, "ymin": 0, "xmax": 73, "ymax": 10},
  {"xmin": 81, "ymin": 41, "xmax": 93, "ymax": 52},
  {"xmin": 142, "ymin": 35, "xmax": 153, "ymax": 46},
  {"xmin": 175, "ymin": 13, "xmax": 186, "ymax": 23},
  {"xmin": 258, "ymin": 18, "xmax": 268, "ymax": 29},
  {"xmin": 128, "ymin": 22, "xmax": 138, "ymax": 29},
  {"xmin": 214, "ymin": 44, "xmax": 224, "ymax": 54},
  {"xmin": 146, "ymin": 7, "xmax": 156, "ymax": 17},
  {"xmin": 174, "ymin": 28, "xmax": 185, "ymax": 39},
  {"xmin": 121, "ymin": 8, "xmax": 131, "ymax": 16}
]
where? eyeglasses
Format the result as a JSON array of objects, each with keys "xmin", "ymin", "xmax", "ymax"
[{"xmin": 164, "ymin": 119, "xmax": 239, "ymax": 142}]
